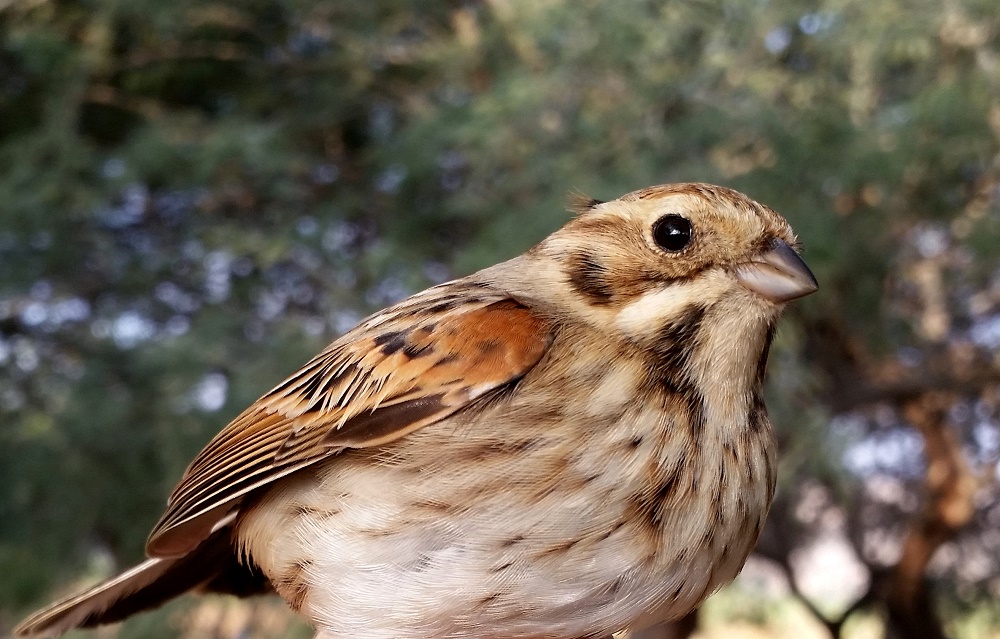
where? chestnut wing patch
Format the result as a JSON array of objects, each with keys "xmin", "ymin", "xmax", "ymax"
[{"xmin": 145, "ymin": 291, "xmax": 552, "ymax": 557}]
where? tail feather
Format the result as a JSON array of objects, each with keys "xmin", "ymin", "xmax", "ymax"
[{"xmin": 14, "ymin": 527, "xmax": 272, "ymax": 637}]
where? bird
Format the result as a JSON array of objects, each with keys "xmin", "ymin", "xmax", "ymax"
[{"xmin": 15, "ymin": 182, "xmax": 817, "ymax": 639}]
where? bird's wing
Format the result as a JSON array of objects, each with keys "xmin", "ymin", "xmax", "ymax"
[
  {"xmin": 146, "ymin": 283, "xmax": 553, "ymax": 557},
  {"xmin": 13, "ymin": 512, "xmax": 271, "ymax": 638}
]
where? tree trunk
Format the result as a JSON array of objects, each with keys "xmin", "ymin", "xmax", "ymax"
[{"xmin": 881, "ymin": 393, "xmax": 977, "ymax": 639}]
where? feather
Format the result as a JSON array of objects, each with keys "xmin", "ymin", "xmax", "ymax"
[
  {"xmin": 16, "ymin": 182, "xmax": 815, "ymax": 639},
  {"xmin": 13, "ymin": 515, "xmax": 270, "ymax": 638},
  {"xmin": 144, "ymin": 290, "xmax": 553, "ymax": 557}
]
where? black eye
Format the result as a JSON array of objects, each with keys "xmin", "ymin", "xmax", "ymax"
[{"xmin": 652, "ymin": 215, "xmax": 693, "ymax": 252}]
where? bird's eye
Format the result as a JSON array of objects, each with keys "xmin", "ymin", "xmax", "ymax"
[{"xmin": 652, "ymin": 215, "xmax": 693, "ymax": 252}]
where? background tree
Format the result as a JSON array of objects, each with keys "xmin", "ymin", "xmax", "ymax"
[{"xmin": 1, "ymin": 1, "xmax": 999, "ymax": 637}]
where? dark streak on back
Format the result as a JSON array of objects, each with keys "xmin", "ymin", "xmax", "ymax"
[
  {"xmin": 403, "ymin": 342, "xmax": 434, "ymax": 358},
  {"xmin": 374, "ymin": 330, "xmax": 408, "ymax": 355}
]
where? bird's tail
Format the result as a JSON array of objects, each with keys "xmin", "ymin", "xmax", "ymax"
[{"xmin": 14, "ymin": 526, "xmax": 271, "ymax": 637}]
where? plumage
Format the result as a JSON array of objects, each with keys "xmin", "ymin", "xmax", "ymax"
[
  {"xmin": 15, "ymin": 182, "xmax": 816, "ymax": 639},
  {"xmin": 147, "ymin": 294, "xmax": 552, "ymax": 558}
]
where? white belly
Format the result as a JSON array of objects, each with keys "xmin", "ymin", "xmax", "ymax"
[{"xmin": 236, "ymin": 398, "xmax": 772, "ymax": 639}]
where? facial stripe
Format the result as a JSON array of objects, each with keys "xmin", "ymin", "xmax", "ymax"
[
  {"xmin": 566, "ymin": 251, "xmax": 616, "ymax": 305},
  {"xmin": 636, "ymin": 302, "xmax": 709, "ymax": 443},
  {"xmin": 652, "ymin": 304, "xmax": 706, "ymax": 381},
  {"xmin": 614, "ymin": 276, "xmax": 725, "ymax": 339}
]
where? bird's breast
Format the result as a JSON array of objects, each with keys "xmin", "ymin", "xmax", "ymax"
[{"xmin": 236, "ymin": 336, "xmax": 775, "ymax": 639}]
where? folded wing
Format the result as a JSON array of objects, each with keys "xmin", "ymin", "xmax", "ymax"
[{"xmin": 146, "ymin": 286, "xmax": 553, "ymax": 557}]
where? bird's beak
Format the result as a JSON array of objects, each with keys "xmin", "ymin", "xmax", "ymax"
[{"xmin": 735, "ymin": 239, "xmax": 818, "ymax": 303}]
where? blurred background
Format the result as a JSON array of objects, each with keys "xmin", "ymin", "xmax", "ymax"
[{"xmin": 1, "ymin": 0, "xmax": 999, "ymax": 638}]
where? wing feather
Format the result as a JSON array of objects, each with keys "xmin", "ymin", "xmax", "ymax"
[{"xmin": 145, "ymin": 287, "xmax": 552, "ymax": 557}]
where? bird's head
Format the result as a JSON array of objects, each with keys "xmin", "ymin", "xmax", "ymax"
[{"xmin": 497, "ymin": 182, "xmax": 817, "ymax": 376}]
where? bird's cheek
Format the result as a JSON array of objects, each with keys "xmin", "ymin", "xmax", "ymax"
[{"xmin": 613, "ymin": 274, "xmax": 729, "ymax": 343}]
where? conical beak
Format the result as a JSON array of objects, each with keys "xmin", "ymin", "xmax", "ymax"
[{"xmin": 735, "ymin": 239, "xmax": 818, "ymax": 303}]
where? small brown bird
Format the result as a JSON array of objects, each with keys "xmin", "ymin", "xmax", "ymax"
[{"xmin": 16, "ymin": 183, "xmax": 817, "ymax": 639}]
